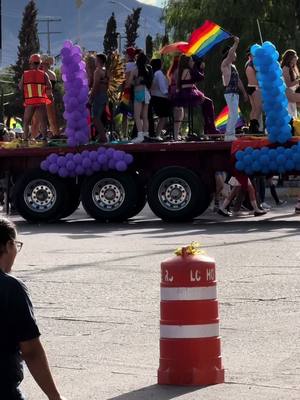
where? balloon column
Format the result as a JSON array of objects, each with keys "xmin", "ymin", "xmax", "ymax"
[
  {"xmin": 61, "ymin": 40, "xmax": 89, "ymax": 146},
  {"xmin": 234, "ymin": 41, "xmax": 297, "ymax": 175},
  {"xmin": 250, "ymin": 41, "xmax": 292, "ymax": 144},
  {"xmin": 41, "ymin": 148, "xmax": 134, "ymax": 178}
]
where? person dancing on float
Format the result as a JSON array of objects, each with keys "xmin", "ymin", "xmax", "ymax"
[
  {"xmin": 221, "ymin": 36, "xmax": 248, "ymax": 141},
  {"xmin": 19, "ymin": 54, "xmax": 52, "ymax": 143}
]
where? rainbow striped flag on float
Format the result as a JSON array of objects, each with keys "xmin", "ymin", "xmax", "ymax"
[
  {"xmin": 178, "ymin": 20, "xmax": 231, "ymax": 58},
  {"xmin": 215, "ymin": 105, "xmax": 244, "ymax": 132}
]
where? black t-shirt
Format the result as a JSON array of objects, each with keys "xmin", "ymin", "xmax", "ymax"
[{"xmin": 0, "ymin": 270, "xmax": 40, "ymax": 392}]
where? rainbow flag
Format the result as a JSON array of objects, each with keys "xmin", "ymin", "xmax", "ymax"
[
  {"xmin": 215, "ymin": 106, "xmax": 244, "ymax": 132},
  {"xmin": 179, "ymin": 20, "xmax": 231, "ymax": 58}
]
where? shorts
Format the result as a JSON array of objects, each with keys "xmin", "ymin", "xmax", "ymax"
[
  {"xmin": 134, "ymin": 88, "xmax": 151, "ymax": 104},
  {"xmin": 91, "ymin": 93, "xmax": 108, "ymax": 118},
  {"xmin": 151, "ymin": 96, "xmax": 171, "ymax": 117},
  {"xmin": 246, "ymin": 86, "xmax": 257, "ymax": 96}
]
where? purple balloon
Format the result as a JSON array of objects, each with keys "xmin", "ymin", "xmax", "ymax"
[
  {"xmin": 82, "ymin": 158, "xmax": 92, "ymax": 168},
  {"xmin": 97, "ymin": 154, "xmax": 107, "ymax": 164},
  {"xmin": 97, "ymin": 147, "xmax": 106, "ymax": 154},
  {"xmin": 63, "ymin": 40, "xmax": 73, "ymax": 48},
  {"xmin": 82, "ymin": 150, "xmax": 90, "ymax": 157},
  {"xmin": 65, "ymin": 153, "xmax": 74, "ymax": 161},
  {"xmin": 57, "ymin": 156, "xmax": 67, "ymax": 167},
  {"xmin": 72, "ymin": 45, "xmax": 81, "ymax": 54},
  {"xmin": 75, "ymin": 165, "xmax": 84, "ymax": 175},
  {"xmin": 74, "ymin": 153, "xmax": 82, "ymax": 164},
  {"xmin": 40, "ymin": 160, "xmax": 48, "ymax": 171},
  {"xmin": 114, "ymin": 150, "xmax": 125, "ymax": 161},
  {"xmin": 116, "ymin": 160, "xmax": 127, "ymax": 172},
  {"xmin": 124, "ymin": 153, "xmax": 134, "ymax": 164},
  {"xmin": 61, "ymin": 47, "xmax": 71, "ymax": 57},
  {"xmin": 89, "ymin": 151, "xmax": 98, "ymax": 161},
  {"xmin": 66, "ymin": 161, "xmax": 76, "ymax": 171},
  {"xmin": 106, "ymin": 148, "xmax": 115, "ymax": 157},
  {"xmin": 49, "ymin": 163, "xmax": 59, "ymax": 174},
  {"xmin": 72, "ymin": 53, "xmax": 81, "ymax": 64},
  {"xmin": 48, "ymin": 153, "xmax": 59, "ymax": 163},
  {"xmin": 58, "ymin": 167, "xmax": 68, "ymax": 178}
]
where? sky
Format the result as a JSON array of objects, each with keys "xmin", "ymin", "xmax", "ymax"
[{"xmin": 138, "ymin": 0, "xmax": 164, "ymax": 7}]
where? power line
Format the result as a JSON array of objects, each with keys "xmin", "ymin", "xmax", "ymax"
[{"xmin": 38, "ymin": 17, "xmax": 62, "ymax": 55}]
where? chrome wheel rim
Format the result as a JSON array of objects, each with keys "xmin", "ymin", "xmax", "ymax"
[
  {"xmin": 158, "ymin": 177, "xmax": 191, "ymax": 211},
  {"xmin": 24, "ymin": 179, "xmax": 57, "ymax": 213},
  {"xmin": 92, "ymin": 178, "xmax": 125, "ymax": 211}
]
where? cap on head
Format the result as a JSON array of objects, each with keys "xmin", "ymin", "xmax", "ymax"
[{"xmin": 29, "ymin": 53, "xmax": 41, "ymax": 64}]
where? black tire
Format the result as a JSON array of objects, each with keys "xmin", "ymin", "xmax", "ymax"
[
  {"xmin": 147, "ymin": 166, "xmax": 210, "ymax": 222},
  {"xmin": 81, "ymin": 171, "xmax": 138, "ymax": 222},
  {"xmin": 125, "ymin": 173, "xmax": 147, "ymax": 219},
  {"xmin": 60, "ymin": 179, "xmax": 81, "ymax": 219},
  {"xmin": 13, "ymin": 169, "xmax": 69, "ymax": 223}
]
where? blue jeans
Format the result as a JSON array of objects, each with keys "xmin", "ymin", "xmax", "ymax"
[{"xmin": 224, "ymin": 93, "xmax": 239, "ymax": 136}]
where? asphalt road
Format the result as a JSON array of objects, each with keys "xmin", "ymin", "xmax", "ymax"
[{"xmin": 5, "ymin": 201, "xmax": 300, "ymax": 400}]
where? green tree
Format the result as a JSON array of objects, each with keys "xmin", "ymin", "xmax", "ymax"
[
  {"xmin": 103, "ymin": 13, "xmax": 118, "ymax": 54},
  {"xmin": 125, "ymin": 8, "xmax": 142, "ymax": 48},
  {"xmin": 145, "ymin": 35, "xmax": 153, "ymax": 59},
  {"xmin": 12, "ymin": 0, "xmax": 40, "ymax": 87},
  {"xmin": 11, "ymin": 0, "xmax": 40, "ymax": 116}
]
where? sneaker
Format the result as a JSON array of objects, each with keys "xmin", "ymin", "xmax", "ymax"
[
  {"xmin": 253, "ymin": 209, "xmax": 267, "ymax": 216},
  {"xmin": 261, "ymin": 202, "xmax": 271, "ymax": 209},
  {"xmin": 276, "ymin": 200, "xmax": 287, "ymax": 207},
  {"xmin": 131, "ymin": 132, "xmax": 144, "ymax": 143},
  {"xmin": 217, "ymin": 207, "xmax": 231, "ymax": 217}
]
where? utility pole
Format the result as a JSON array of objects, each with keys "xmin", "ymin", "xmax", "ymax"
[{"xmin": 38, "ymin": 17, "xmax": 62, "ymax": 55}]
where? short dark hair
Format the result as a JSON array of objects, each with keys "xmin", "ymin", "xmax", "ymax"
[
  {"xmin": 0, "ymin": 217, "xmax": 16, "ymax": 255},
  {"xmin": 96, "ymin": 53, "xmax": 107, "ymax": 65},
  {"xmin": 150, "ymin": 58, "xmax": 162, "ymax": 73}
]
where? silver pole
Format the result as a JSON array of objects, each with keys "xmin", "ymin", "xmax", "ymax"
[{"xmin": 256, "ymin": 19, "xmax": 263, "ymax": 44}]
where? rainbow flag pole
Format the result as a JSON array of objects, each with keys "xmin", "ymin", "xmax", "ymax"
[
  {"xmin": 215, "ymin": 106, "xmax": 244, "ymax": 133},
  {"xmin": 178, "ymin": 20, "xmax": 232, "ymax": 58}
]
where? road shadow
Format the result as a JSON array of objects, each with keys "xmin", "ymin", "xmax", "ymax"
[{"xmin": 107, "ymin": 384, "xmax": 207, "ymax": 400}]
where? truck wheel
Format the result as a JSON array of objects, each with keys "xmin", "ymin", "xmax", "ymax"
[
  {"xmin": 81, "ymin": 171, "xmax": 138, "ymax": 222},
  {"xmin": 60, "ymin": 179, "xmax": 81, "ymax": 219},
  {"xmin": 147, "ymin": 166, "xmax": 210, "ymax": 222},
  {"xmin": 126, "ymin": 174, "xmax": 147, "ymax": 219},
  {"xmin": 13, "ymin": 169, "xmax": 68, "ymax": 223}
]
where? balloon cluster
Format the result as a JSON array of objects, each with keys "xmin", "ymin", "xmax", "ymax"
[
  {"xmin": 61, "ymin": 40, "xmax": 89, "ymax": 147},
  {"xmin": 235, "ymin": 143, "xmax": 300, "ymax": 175},
  {"xmin": 40, "ymin": 147, "xmax": 134, "ymax": 178},
  {"xmin": 251, "ymin": 41, "xmax": 292, "ymax": 144}
]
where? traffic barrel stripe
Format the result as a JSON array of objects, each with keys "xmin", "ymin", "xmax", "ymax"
[
  {"xmin": 161, "ymin": 286, "xmax": 217, "ymax": 301},
  {"xmin": 160, "ymin": 323, "xmax": 219, "ymax": 339}
]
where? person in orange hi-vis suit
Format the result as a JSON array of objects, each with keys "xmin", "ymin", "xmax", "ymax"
[{"xmin": 18, "ymin": 54, "xmax": 53, "ymax": 142}]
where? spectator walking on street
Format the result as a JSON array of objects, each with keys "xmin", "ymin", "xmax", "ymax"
[{"xmin": 0, "ymin": 217, "xmax": 66, "ymax": 400}]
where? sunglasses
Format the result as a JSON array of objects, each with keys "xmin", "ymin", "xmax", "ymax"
[{"xmin": 14, "ymin": 240, "xmax": 23, "ymax": 252}]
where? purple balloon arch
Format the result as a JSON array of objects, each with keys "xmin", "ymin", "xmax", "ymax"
[
  {"xmin": 40, "ymin": 147, "xmax": 134, "ymax": 178},
  {"xmin": 61, "ymin": 40, "xmax": 89, "ymax": 146}
]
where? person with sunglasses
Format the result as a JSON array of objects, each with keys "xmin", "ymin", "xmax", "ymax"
[{"xmin": 0, "ymin": 217, "xmax": 66, "ymax": 400}]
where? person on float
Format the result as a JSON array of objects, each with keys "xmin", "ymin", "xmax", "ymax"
[
  {"xmin": 149, "ymin": 58, "xmax": 171, "ymax": 140},
  {"xmin": 245, "ymin": 48, "xmax": 262, "ymax": 133},
  {"xmin": 41, "ymin": 55, "xmax": 60, "ymax": 137},
  {"xmin": 127, "ymin": 52, "xmax": 153, "ymax": 143},
  {"xmin": 281, "ymin": 49, "xmax": 300, "ymax": 119},
  {"xmin": 89, "ymin": 53, "xmax": 109, "ymax": 143},
  {"xmin": 167, "ymin": 56, "xmax": 183, "ymax": 140},
  {"xmin": 173, "ymin": 54, "xmax": 219, "ymax": 137},
  {"xmin": 19, "ymin": 54, "xmax": 53, "ymax": 143},
  {"xmin": 0, "ymin": 217, "xmax": 67, "ymax": 400},
  {"xmin": 117, "ymin": 47, "xmax": 136, "ymax": 138},
  {"xmin": 221, "ymin": 36, "xmax": 248, "ymax": 141}
]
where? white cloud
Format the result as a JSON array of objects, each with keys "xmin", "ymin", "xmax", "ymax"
[{"xmin": 138, "ymin": 0, "xmax": 158, "ymax": 5}]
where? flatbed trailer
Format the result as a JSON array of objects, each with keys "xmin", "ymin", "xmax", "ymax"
[{"xmin": 0, "ymin": 141, "xmax": 232, "ymax": 223}]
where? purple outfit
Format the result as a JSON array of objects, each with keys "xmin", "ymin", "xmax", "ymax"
[{"xmin": 173, "ymin": 65, "xmax": 219, "ymax": 135}]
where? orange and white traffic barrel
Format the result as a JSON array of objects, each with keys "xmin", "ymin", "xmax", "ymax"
[{"xmin": 158, "ymin": 243, "xmax": 225, "ymax": 385}]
